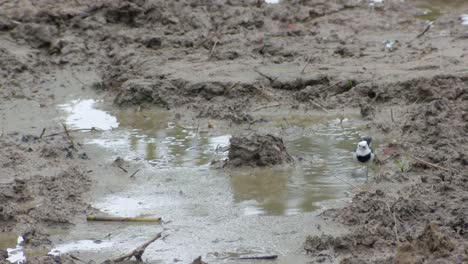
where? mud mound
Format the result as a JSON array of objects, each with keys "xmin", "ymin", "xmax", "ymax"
[
  {"xmin": 0, "ymin": 133, "xmax": 94, "ymax": 246},
  {"xmin": 306, "ymin": 169, "xmax": 467, "ymax": 263},
  {"xmin": 401, "ymin": 98, "xmax": 467, "ymax": 169},
  {"xmin": 337, "ymin": 75, "xmax": 468, "ymax": 107},
  {"xmin": 394, "ymin": 224, "xmax": 465, "ymax": 264},
  {"xmin": 225, "ymin": 134, "xmax": 292, "ymax": 167},
  {"xmin": 0, "ymin": 167, "xmax": 92, "ymax": 246}
]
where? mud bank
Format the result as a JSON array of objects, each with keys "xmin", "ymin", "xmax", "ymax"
[
  {"xmin": 0, "ymin": 0, "xmax": 467, "ymax": 263},
  {"xmin": 0, "ymin": 133, "xmax": 95, "ymax": 262}
]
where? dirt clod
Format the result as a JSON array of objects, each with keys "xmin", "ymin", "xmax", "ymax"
[
  {"xmin": 225, "ymin": 134, "xmax": 293, "ymax": 167},
  {"xmin": 394, "ymin": 224, "xmax": 463, "ymax": 264}
]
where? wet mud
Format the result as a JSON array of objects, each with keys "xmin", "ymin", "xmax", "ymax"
[
  {"xmin": 1, "ymin": 0, "xmax": 467, "ymax": 263},
  {"xmin": 225, "ymin": 134, "xmax": 293, "ymax": 167}
]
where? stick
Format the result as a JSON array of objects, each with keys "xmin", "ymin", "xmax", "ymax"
[
  {"xmin": 39, "ymin": 128, "xmax": 46, "ymax": 139},
  {"xmin": 209, "ymin": 40, "xmax": 218, "ymax": 58},
  {"xmin": 117, "ymin": 165, "xmax": 128, "ymax": 173},
  {"xmin": 87, "ymin": 216, "xmax": 161, "ymax": 222},
  {"xmin": 129, "ymin": 168, "xmax": 141, "ymax": 178},
  {"xmin": 385, "ymin": 201, "xmax": 399, "ymax": 244},
  {"xmin": 415, "ymin": 21, "xmax": 433, "ymax": 39},
  {"xmin": 224, "ymin": 81, "xmax": 240, "ymax": 95},
  {"xmin": 235, "ymin": 255, "xmax": 278, "ymax": 260},
  {"xmin": 409, "ymin": 155, "xmax": 455, "ymax": 172},
  {"xmin": 252, "ymin": 103, "xmax": 281, "ymax": 112},
  {"xmin": 253, "ymin": 68, "xmax": 277, "ymax": 83},
  {"xmin": 326, "ymin": 80, "xmax": 344, "ymax": 90},
  {"xmin": 45, "ymin": 127, "xmax": 102, "ymax": 137},
  {"xmin": 61, "ymin": 122, "xmax": 75, "ymax": 148},
  {"xmin": 333, "ymin": 175, "xmax": 361, "ymax": 191},
  {"xmin": 111, "ymin": 233, "xmax": 162, "ymax": 262},
  {"xmin": 195, "ymin": 34, "xmax": 216, "ymax": 48},
  {"xmin": 301, "ymin": 55, "xmax": 311, "ymax": 74},
  {"xmin": 309, "ymin": 99, "xmax": 330, "ymax": 113},
  {"xmin": 390, "ymin": 108, "xmax": 395, "ymax": 123}
]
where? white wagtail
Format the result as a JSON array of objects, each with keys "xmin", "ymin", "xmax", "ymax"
[{"xmin": 354, "ymin": 136, "xmax": 375, "ymax": 181}]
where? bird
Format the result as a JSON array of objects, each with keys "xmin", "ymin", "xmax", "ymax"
[{"xmin": 353, "ymin": 136, "xmax": 375, "ymax": 181}]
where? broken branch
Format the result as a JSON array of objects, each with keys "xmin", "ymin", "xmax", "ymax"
[
  {"xmin": 385, "ymin": 201, "xmax": 399, "ymax": 244},
  {"xmin": 45, "ymin": 127, "xmax": 102, "ymax": 137},
  {"xmin": 129, "ymin": 168, "xmax": 141, "ymax": 178},
  {"xmin": 409, "ymin": 155, "xmax": 456, "ymax": 172},
  {"xmin": 301, "ymin": 55, "xmax": 311, "ymax": 74},
  {"xmin": 39, "ymin": 128, "xmax": 46, "ymax": 139},
  {"xmin": 87, "ymin": 216, "xmax": 161, "ymax": 223},
  {"xmin": 209, "ymin": 40, "xmax": 218, "ymax": 58},
  {"xmin": 224, "ymin": 81, "xmax": 240, "ymax": 95},
  {"xmin": 61, "ymin": 122, "xmax": 75, "ymax": 148},
  {"xmin": 333, "ymin": 175, "xmax": 362, "ymax": 191},
  {"xmin": 117, "ymin": 165, "xmax": 128, "ymax": 173},
  {"xmin": 111, "ymin": 233, "xmax": 162, "ymax": 262},
  {"xmin": 235, "ymin": 255, "xmax": 278, "ymax": 260}
]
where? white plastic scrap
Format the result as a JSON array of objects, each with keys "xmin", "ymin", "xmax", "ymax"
[
  {"xmin": 6, "ymin": 236, "xmax": 26, "ymax": 264},
  {"xmin": 461, "ymin": 14, "xmax": 468, "ymax": 26},
  {"xmin": 384, "ymin": 39, "xmax": 399, "ymax": 51},
  {"xmin": 369, "ymin": 0, "xmax": 383, "ymax": 6}
]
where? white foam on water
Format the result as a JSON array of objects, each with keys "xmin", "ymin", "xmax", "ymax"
[
  {"xmin": 6, "ymin": 236, "xmax": 26, "ymax": 264},
  {"xmin": 59, "ymin": 99, "xmax": 119, "ymax": 130},
  {"xmin": 48, "ymin": 239, "xmax": 114, "ymax": 256}
]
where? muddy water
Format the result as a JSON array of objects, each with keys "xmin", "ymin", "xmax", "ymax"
[
  {"xmin": 47, "ymin": 99, "xmax": 369, "ymax": 263},
  {"xmin": 412, "ymin": 0, "xmax": 468, "ymax": 21}
]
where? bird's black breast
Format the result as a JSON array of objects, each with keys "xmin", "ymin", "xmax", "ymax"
[{"xmin": 357, "ymin": 153, "xmax": 372, "ymax": 163}]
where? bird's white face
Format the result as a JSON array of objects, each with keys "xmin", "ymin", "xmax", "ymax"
[
  {"xmin": 358, "ymin": 141, "xmax": 368, "ymax": 150},
  {"xmin": 356, "ymin": 141, "xmax": 371, "ymax": 156}
]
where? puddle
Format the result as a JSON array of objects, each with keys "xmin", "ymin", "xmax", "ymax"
[
  {"xmin": 0, "ymin": 232, "xmax": 18, "ymax": 251},
  {"xmin": 52, "ymin": 99, "xmax": 370, "ymax": 262},
  {"xmin": 58, "ymin": 99, "xmax": 119, "ymax": 130},
  {"xmin": 412, "ymin": 0, "xmax": 468, "ymax": 21},
  {"xmin": 49, "ymin": 240, "xmax": 114, "ymax": 256}
]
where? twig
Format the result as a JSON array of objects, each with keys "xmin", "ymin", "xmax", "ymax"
[
  {"xmin": 117, "ymin": 166, "xmax": 128, "ymax": 173},
  {"xmin": 415, "ymin": 21, "xmax": 433, "ymax": 39},
  {"xmin": 111, "ymin": 233, "xmax": 162, "ymax": 262},
  {"xmin": 45, "ymin": 127, "xmax": 102, "ymax": 137},
  {"xmin": 390, "ymin": 108, "xmax": 395, "ymax": 123},
  {"xmin": 234, "ymin": 255, "xmax": 278, "ymax": 260},
  {"xmin": 333, "ymin": 175, "xmax": 362, "ymax": 191},
  {"xmin": 409, "ymin": 155, "xmax": 456, "ymax": 172},
  {"xmin": 195, "ymin": 34, "xmax": 217, "ymax": 48},
  {"xmin": 61, "ymin": 122, "xmax": 75, "ymax": 148},
  {"xmin": 87, "ymin": 216, "xmax": 161, "ymax": 222},
  {"xmin": 385, "ymin": 201, "xmax": 399, "ymax": 244},
  {"xmin": 71, "ymin": 71, "xmax": 88, "ymax": 87},
  {"xmin": 39, "ymin": 128, "xmax": 46, "ymax": 139},
  {"xmin": 325, "ymin": 80, "xmax": 344, "ymax": 90},
  {"xmin": 252, "ymin": 103, "xmax": 281, "ymax": 112},
  {"xmin": 129, "ymin": 168, "xmax": 141, "ymax": 178},
  {"xmin": 209, "ymin": 40, "xmax": 218, "ymax": 58},
  {"xmin": 301, "ymin": 55, "xmax": 311, "ymax": 74},
  {"xmin": 253, "ymin": 68, "xmax": 277, "ymax": 83},
  {"xmin": 69, "ymin": 254, "xmax": 86, "ymax": 262},
  {"xmin": 224, "ymin": 81, "xmax": 240, "ymax": 95},
  {"xmin": 309, "ymin": 99, "xmax": 330, "ymax": 113}
]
